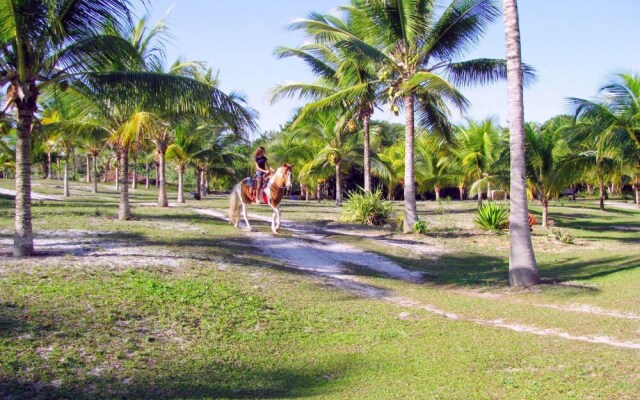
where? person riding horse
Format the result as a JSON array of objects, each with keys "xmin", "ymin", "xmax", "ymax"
[{"xmin": 253, "ymin": 146, "xmax": 273, "ymax": 204}]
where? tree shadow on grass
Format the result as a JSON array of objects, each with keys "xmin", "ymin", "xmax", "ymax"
[{"xmin": 1, "ymin": 355, "xmax": 350, "ymax": 400}]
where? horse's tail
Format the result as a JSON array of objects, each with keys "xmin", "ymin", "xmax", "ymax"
[{"xmin": 229, "ymin": 183, "xmax": 242, "ymax": 226}]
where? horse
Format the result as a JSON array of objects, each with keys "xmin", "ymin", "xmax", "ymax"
[{"xmin": 229, "ymin": 163, "xmax": 293, "ymax": 234}]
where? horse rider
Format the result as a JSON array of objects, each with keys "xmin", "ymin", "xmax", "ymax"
[{"xmin": 253, "ymin": 146, "xmax": 273, "ymax": 204}]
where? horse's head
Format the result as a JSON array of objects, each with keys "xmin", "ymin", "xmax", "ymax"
[{"xmin": 275, "ymin": 162, "xmax": 293, "ymax": 190}]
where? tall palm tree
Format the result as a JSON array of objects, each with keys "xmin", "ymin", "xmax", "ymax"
[
  {"xmin": 0, "ymin": 0, "xmax": 138, "ymax": 256},
  {"xmin": 503, "ymin": 0, "xmax": 540, "ymax": 286},
  {"xmin": 294, "ymin": 0, "xmax": 529, "ymax": 232}
]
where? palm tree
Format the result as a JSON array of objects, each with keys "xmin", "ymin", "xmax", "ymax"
[
  {"xmin": 524, "ymin": 117, "xmax": 574, "ymax": 227},
  {"xmin": 294, "ymin": 0, "xmax": 528, "ymax": 232},
  {"xmin": 294, "ymin": 112, "xmax": 361, "ymax": 205},
  {"xmin": 456, "ymin": 119, "xmax": 502, "ymax": 206},
  {"xmin": 0, "ymin": 0, "xmax": 139, "ymax": 255},
  {"xmin": 271, "ymin": 36, "xmax": 380, "ymax": 193},
  {"xmin": 503, "ymin": 0, "xmax": 540, "ymax": 286}
]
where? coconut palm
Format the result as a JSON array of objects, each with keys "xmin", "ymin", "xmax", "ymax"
[
  {"xmin": 293, "ymin": 0, "xmax": 529, "ymax": 232},
  {"xmin": 456, "ymin": 119, "xmax": 503, "ymax": 206},
  {"xmin": 524, "ymin": 117, "xmax": 574, "ymax": 227},
  {"xmin": 0, "ymin": 0, "xmax": 141, "ymax": 255},
  {"xmin": 294, "ymin": 112, "xmax": 361, "ymax": 205},
  {"xmin": 271, "ymin": 36, "xmax": 381, "ymax": 193},
  {"xmin": 503, "ymin": 0, "xmax": 540, "ymax": 286}
]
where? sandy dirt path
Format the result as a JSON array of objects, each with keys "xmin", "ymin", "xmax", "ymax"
[{"xmin": 194, "ymin": 208, "xmax": 640, "ymax": 350}]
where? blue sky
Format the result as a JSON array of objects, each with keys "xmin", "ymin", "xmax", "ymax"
[{"xmin": 137, "ymin": 1, "xmax": 640, "ymax": 136}]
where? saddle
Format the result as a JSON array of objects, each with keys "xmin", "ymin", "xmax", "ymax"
[{"xmin": 244, "ymin": 174, "xmax": 270, "ymax": 204}]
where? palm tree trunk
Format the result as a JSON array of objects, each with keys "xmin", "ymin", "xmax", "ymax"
[
  {"xmin": 459, "ymin": 185, "xmax": 465, "ymax": 201},
  {"xmin": 13, "ymin": 107, "xmax": 35, "ymax": 257},
  {"xmin": 85, "ymin": 155, "xmax": 91, "ymax": 183},
  {"xmin": 599, "ymin": 175, "xmax": 605, "ymax": 211},
  {"xmin": 155, "ymin": 163, "xmax": 159, "ymax": 188},
  {"xmin": 145, "ymin": 165, "xmax": 150, "ymax": 189},
  {"xmin": 119, "ymin": 146, "xmax": 131, "ymax": 220},
  {"xmin": 132, "ymin": 153, "xmax": 138, "ymax": 190},
  {"xmin": 487, "ymin": 181, "xmax": 492, "ymax": 202},
  {"xmin": 363, "ymin": 112, "xmax": 372, "ymax": 193},
  {"xmin": 115, "ymin": 162, "xmax": 119, "ymax": 191},
  {"xmin": 72, "ymin": 148, "xmax": 77, "ymax": 181},
  {"xmin": 200, "ymin": 170, "xmax": 206, "ymax": 199},
  {"xmin": 503, "ymin": 0, "xmax": 540, "ymax": 286},
  {"xmin": 435, "ymin": 186, "xmax": 441, "ymax": 202},
  {"xmin": 195, "ymin": 168, "xmax": 202, "ymax": 198},
  {"xmin": 63, "ymin": 156, "xmax": 70, "ymax": 197},
  {"xmin": 403, "ymin": 96, "xmax": 419, "ymax": 233},
  {"xmin": 47, "ymin": 152, "xmax": 52, "ymax": 179},
  {"xmin": 541, "ymin": 197, "xmax": 549, "ymax": 228},
  {"xmin": 158, "ymin": 148, "xmax": 168, "ymax": 207},
  {"xmin": 177, "ymin": 166, "xmax": 185, "ymax": 203},
  {"xmin": 335, "ymin": 162, "xmax": 342, "ymax": 206},
  {"xmin": 56, "ymin": 158, "xmax": 60, "ymax": 180},
  {"xmin": 92, "ymin": 155, "xmax": 98, "ymax": 194}
]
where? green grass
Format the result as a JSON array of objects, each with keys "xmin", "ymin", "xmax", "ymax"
[{"xmin": 0, "ymin": 179, "xmax": 639, "ymax": 399}]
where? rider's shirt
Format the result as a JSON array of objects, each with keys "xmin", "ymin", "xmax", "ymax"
[{"xmin": 255, "ymin": 155, "xmax": 267, "ymax": 170}]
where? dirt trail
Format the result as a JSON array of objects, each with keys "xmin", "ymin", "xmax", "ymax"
[
  {"xmin": 195, "ymin": 208, "xmax": 640, "ymax": 350},
  {"xmin": 0, "ymin": 187, "xmax": 61, "ymax": 201}
]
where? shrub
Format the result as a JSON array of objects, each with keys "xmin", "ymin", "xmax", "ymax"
[
  {"xmin": 413, "ymin": 221, "xmax": 428, "ymax": 235},
  {"xmin": 475, "ymin": 202, "xmax": 509, "ymax": 231},
  {"xmin": 340, "ymin": 189, "xmax": 394, "ymax": 226},
  {"xmin": 550, "ymin": 228, "xmax": 574, "ymax": 244}
]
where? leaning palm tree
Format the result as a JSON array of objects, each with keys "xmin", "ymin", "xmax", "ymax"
[
  {"xmin": 503, "ymin": 0, "xmax": 540, "ymax": 286},
  {"xmin": 293, "ymin": 0, "xmax": 531, "ymax": 232},
  {"xmin": 0, "ymin": 0, "xmax": 138, "ymax": 256}
]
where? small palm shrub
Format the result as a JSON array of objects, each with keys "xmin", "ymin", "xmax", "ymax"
[
  {"xmin": 550, "ymin": 227, "xmax": 575, "ymax": 244},
  {"xmin": 413, "ymin": 221, "xmax": 428, "ymax": 235},
  {"xmin": 475, "ymin": 202, "xmax": 509, "ymax": 231},
  {"xmin": 340, "ymin": 189, "xmax": 394, "ymax": 226}
]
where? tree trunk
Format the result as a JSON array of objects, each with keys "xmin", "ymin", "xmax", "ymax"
[
  {"xmin": 200, "ymin": 170, "xmax": 206, "ymax": 199},
  {"xmin": 335, "ymin": 161, "xmax": 342, "ymax": 206},
  {"xmin": 46, "ymin": 152, "xmax": 52, "ymax": 179},
  {"xmin": 599, "ymin": 175, "xmax": 605, "ymax": 211},
  {"xmin": 541, "ymin": 197, "xmax": 548, "ymax": 228},
  {"xmin": 503, "ymin": 0, "xmax": 540, "ymax": 286},
  {"xmin": 362, "ymin": 112, "xmax": 372, "ymax": 193},
  {"xmin": 195, "ymin": 168, "xmax": 202, "ymax": 199},
  {"xmin": 459, "ymin": 185, "xmax": 465, "ymax": 201},
  {"xmin": 92, "ymin": 154, "xmax": 98, "ymax": 194},
  {"xmin": 403, "ymin": 96, "xmax": 419, "ymax": 233},
  {"xmin": 158, "ymin": 148, "xmax": 168, "ymax": 207},
  {"xmin": 115, "ymin": 162, "xmax": 119, "ymax": 191},
  {"xmin": 487, "ymin": 181, "xmax": 492, "ymax": 202},
  {"xmin": 63, "ymin": 156, "xmax": 70, "ymax": 197},
  {"xmin": 435, "ymin": 186, "xmax": 441, "ymax": 202},
  {"xmin": 177, "ymin": 167, "xmax": 185, "ymax": 203},
  {"xmin": 145, "ymin": 165, "xmax": 150, "ymax": 189},
  {"xmin": 155, "ymin": 164, "xmax": 159, "ymax": 188},
  {"xmin": 85, "ymin": 155, "xmax": 91, "ymax": 183},
  {"xmin": 118, "ymin": 146, "xmax": 131, "ymax": 220},
  {"xmin": 56, "ymin": 158, "xmax": 61, "ymax": 180},
  {"xmin": 131, "ymin": 153, "xmax": 138, "ymax": 190},
  {"xmin": 316, "ymin": 182, "xmax": 321, "ymax": 202},
  {"xmin": 13, "ymin": 107, "xmax": 35, "ymax": 256},
  {"xmin": 72, "ymin": 148, "xmax": 77, "ymax": 181}
]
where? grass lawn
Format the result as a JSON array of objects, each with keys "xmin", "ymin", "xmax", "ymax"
[{"xmin": 0, "ymin": 178, "xmax": 638, "ymax": 399}]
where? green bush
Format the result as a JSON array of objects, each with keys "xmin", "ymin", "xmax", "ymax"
[
  {"xmin": 474, "ymin": 202, "xmax": 509, "ymax": 231},
  {"xmin": 549, "ymin": 227, "xmax": 575, "ymax": 244},
  {"xmin": 340, "ymin": 189, "xmax": 394, "ymax": 226},
  {"xmin": 413, "ymin": 220, "xmax": 428, "ymax": 235}
]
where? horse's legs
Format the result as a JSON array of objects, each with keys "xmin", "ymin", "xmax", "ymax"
[
  {"xmin": 241, "ymin": 202, "xmax": 251, "ymax": 231},
  {"xmin": 271, "ymin": 207, "xmax": 281, "ymax": 234}
]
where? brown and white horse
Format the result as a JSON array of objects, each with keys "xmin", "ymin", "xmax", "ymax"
[{"xmin": 229, "ymin": 163, "xmax": 293, "ymax": 234}]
